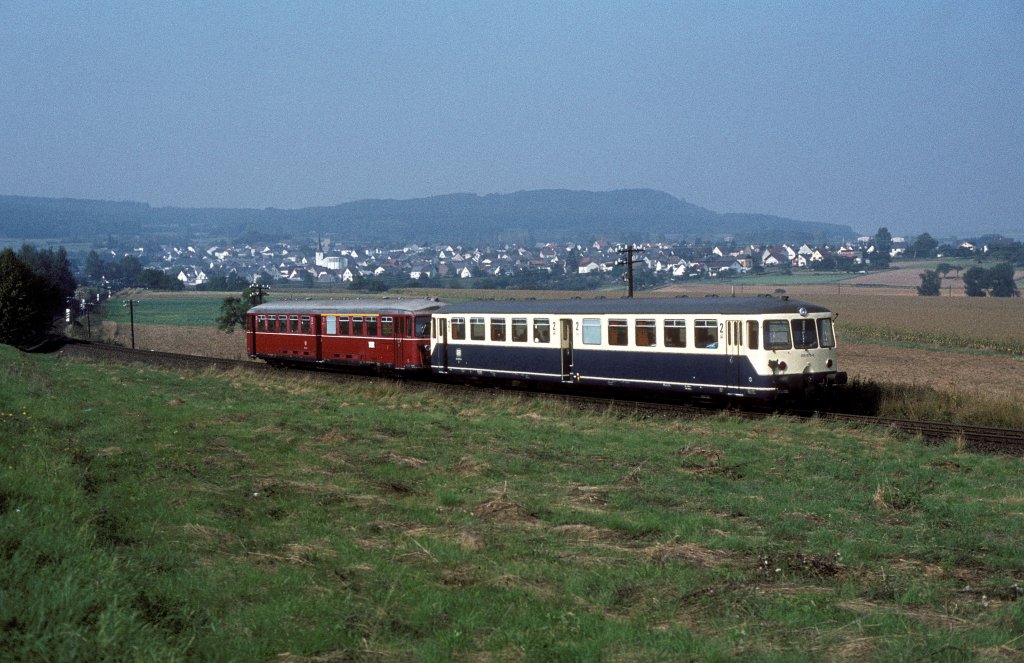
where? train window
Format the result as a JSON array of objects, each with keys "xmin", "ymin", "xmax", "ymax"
[
  {"xmin": 337, "ymin": 317, "xmax": 349, "ymax": 335},
  {"xmin": 381, "ymin": 316, "xmax": 394, "ymax": 337},
  {"xmin": 490, "ymin": 318, "xmax": 506, "ymax": 342},
  {"xmin": 635, "ymin": 319, "xmax": 657, "ymax": 346},
  {"xmin": 415, "ymin": 316, "xmax": 431, "ymax": 338},
  {"xmin": 366, "ymin": 317, "xmax": 378, "ymax": 336},
  {"xmin": 511, "ymin": 318, "xmax": 528, "ymax": 343},
  {"xmin": 289, "ymin": 315, "xmax": 299, "ymax": 334},
  {"xmin": 257, "ymin": 315, "xmax": 266, "ymax": 332},
  {"xmin": 582, "ymin": 318, "xmax": 601, "ymax": 345},
  {"xmin": 300, "ymin": 316, "xmax": 312, "ymax": 335},
  {"xmin": 694, "ymin": 319, "xmax": 718, "ymax": 349},
  {"xmin": 608, "ymin": 319, "xmax": 628, "ymax": 346},
  {"xmin": 470, "ymin": 317, "xmax": 486, "ymax": 341},
  {"xmin": 352, "ymin": 317, "xmax": 364, "ymax": 336},
  {"xmin": 533, "ymin": 318, "xmax": 551, "ymax": 343},
  {"xmin": 817, "ymin": 318, "xmax": 836, "ymax": 348},
  {"xmin": 791, "ymin": 319, "xmax": 818, "ymax": 349},
  {"xmin": 324, "ymin": 316, "xmax": 336, "ymax": 335},
  {"xmin": 664, "ymin": 319, "xmax": 686, "ymax": 347},
  {"xmin": 451, "ymin": 317, "xmax": 466, "ymax": 340},
  {"xmin": 764, "ymin": 320, "xmax": 791, "ymax": 349},
  {"xmin": 747, "ymin": 321, "xmax": 759, "ymax": 350}
]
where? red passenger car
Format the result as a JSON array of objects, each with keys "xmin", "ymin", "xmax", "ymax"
[{"xmin": 246, "ymin": 299, "xmax": 442, "ymax": 370}]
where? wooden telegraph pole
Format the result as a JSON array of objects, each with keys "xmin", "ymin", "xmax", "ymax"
[{"xmin": 616, "ymin": 244, "xmax": 645, "ymax": 298}]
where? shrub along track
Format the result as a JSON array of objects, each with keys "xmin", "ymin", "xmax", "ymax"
[{"xmin": 53, "ymin": 340, "xmax": 1024, "ymax": 454}]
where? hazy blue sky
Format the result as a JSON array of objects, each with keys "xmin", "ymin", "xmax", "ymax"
[{"xmin": 2, "ymin": 1, "xmax": 1021, "ymax": 237}]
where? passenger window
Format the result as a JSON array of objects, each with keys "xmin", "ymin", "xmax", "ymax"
[
  {"xmin": 511, "ymin": 318, "xmax": 528, "ymax": 343},
  {"xmin": 764, "ymin": 320, "xmax": 791, "ymax": 350},
  {"xmin": 337, "ymin": 317, "xmax": 349, "ymax": 335},
  {"xmin": 381, "ymin": 316, "xmax": 393, "ymax": 337},
  {"xmin": 817, "ymin": 318, "xmax": 836, "ymax": 348},
  {"xmin": 490, "ymin": 318, "xmax": 506, "ymax": 342},
  {"xmin": 451, "ymin": 317, "xmax": 466, "ymax": 340},
  {"xmin": 257, "ymin": 315, "xmax": 266, "ymax": 332},
  {"xmin": 791, "ymin": 319, "xmax": 818, "ymax": 349},
  {"xmin": 470, "ymin": 317, "xmax": 486, "ymax": 341},
  {"xmin": 635, "ymin": 319, "xmax": 656, "ymax": 346},
  {"xmin": 300, "ymin": 315, "xmax": 311, "ymax": 335},
  {"xmin": 533, "ymin": 318, "xmax": 550, "ymax": 343},
  {"xmin": 608, "ymin": 319, "xmax": 628, "ymax": 346},
  {"xmin": 747, "ymin": 321, "xmax": 759, "ymax": 350},
  {"xmin": 694, "ymin": 319, "xmax": 718, "ymax": 349},
  {"xmin": 366, "ymin": 317, "xmax": 378, "ymax": 336},
  {"xmin": 352, "ymin": 317, "xmax": 364, "ymax": 336},
  {"xmin": 289, "ymin": 315, "xmax": 299, "ymax": 334},
  {"xmin": 582, "ymin": 318, "xmax": 601, "ymax": 345},
  {"xmin": 664, "ymin": 319, "xmax": 686, "ymax": 347}
]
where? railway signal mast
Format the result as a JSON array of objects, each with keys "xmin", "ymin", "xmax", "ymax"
[{"xmin": 616, "ymin": 244, "xmax": 645, "ymax": 298}]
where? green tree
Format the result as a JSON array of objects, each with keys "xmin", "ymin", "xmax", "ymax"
[
  {"xmin": 217, "ymin": 284, "xmax": 268, "ymax": 332},
  {"xmin": 84, "ymin": 249, "xmax": 106, "ymax": 282},
  {"xmin": 962, "ymin": 266, "xmax": 988, "ymax": 297},
  {"xmin": 916, "ymin": 269, "xmax": 941, "ymax": 296},
  {"xmin": 0, "ymin": 249, "xmax": 59, "ymax": 347},
  {"xmin": 910, "ymin": 232, "xmax": 938, "ymax": 259},
  {"xmin": 18, "ymin": 244, "xmax": 76, "ymax": 304},
  {"xmin": 987, "ymin": 262, "xmax": 1020, "ymax": 297},
  {"xmin": 871, "ymin": 227, "xmax": 892, "ymax": 269}
]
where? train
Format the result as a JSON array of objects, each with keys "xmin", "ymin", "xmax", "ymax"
[{"xmin": 245, "ymin": 295, "xmax": 847, "ymax": 400}]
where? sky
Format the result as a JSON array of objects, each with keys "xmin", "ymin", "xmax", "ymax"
[{"xmin": 1, "ymin": 1, "xmax": 1022, "ymax": 238}]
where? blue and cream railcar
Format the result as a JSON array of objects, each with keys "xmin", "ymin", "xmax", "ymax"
[{"xmin": 430, "ymin": 297, "xmax": 847, "ymax": 398}]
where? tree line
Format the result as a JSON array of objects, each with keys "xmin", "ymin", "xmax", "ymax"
[
  {"xmin": 918, "ymin": 262, "xmax": 1019, "ymax": 297},
  {"xmin": 0, "ymin": 246, "xmax": 77, "ymax": 347}
]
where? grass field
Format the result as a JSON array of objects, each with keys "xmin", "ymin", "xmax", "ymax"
[{"xmin": 2, "ymin": 347, "xmax": 1023, "ymax": 660}]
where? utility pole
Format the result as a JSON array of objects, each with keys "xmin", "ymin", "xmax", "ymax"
[
  {"xmin": 249, "ymin": 282, "xmax": 270, "ymax": 305},
  {"xmin": 123, "ymin": 299, "xmax": 138, "ymax": 349},
  {"xmin": 616, "ymin": 244, "xmax": 645, "ymax": 298}
]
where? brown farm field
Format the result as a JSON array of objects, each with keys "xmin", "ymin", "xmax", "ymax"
[{"xmin": 96, "ymin": 283, "xmax": 1024, "ymax": 407}]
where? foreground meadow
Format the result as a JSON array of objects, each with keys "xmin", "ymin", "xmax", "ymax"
[{"xmin": 2, "ymin": 346, "xmax": 1023, "ymax": 661}]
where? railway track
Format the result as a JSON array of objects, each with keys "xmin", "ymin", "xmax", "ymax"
[{"xmin": 55, "ymin": 340, "xmax": 1024, "ymax": 454}]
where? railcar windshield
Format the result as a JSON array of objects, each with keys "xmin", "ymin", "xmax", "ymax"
[
  {"xmin": 816, "ymin": 317, "xmax": 836, "ymax": 348},
  {"xmin": 764, "ymin": 320, "xmax": 791, "ymax": 350},
  {"xmin": 791, "ymin": 318, "xmax": 818, "ymax": 349},
  {"xmin": 415, "ymin": 316, "xmax": 431, "ymax": 338}
]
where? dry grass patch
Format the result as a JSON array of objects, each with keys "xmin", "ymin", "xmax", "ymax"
[
  {"xmin": 642, "ymin": 538, "xmax": 739, "ymax": 568},
  {"xmin": 838, "ymin": 599, "xmax": 970, "ymax": 631},
  {"xmin": 386, "ymin": 451, "xmax": 428, "ymax": 468},
  {"xmin": 551, "ymin": 524, "xmax": 620, "ymax": 543},
  {"xmin": 453, "ymin": 455, "xmax": 490, "ymax": 476},
  {"xmin": 567, "ymin": 484, "xmax": 610, "ymax": 511},
  {"xmin": 473, "ymin": 495, "xmax": 539, "ymax": 526}
]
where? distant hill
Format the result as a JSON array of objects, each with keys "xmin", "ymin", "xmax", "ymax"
[{"xmin": 0, "ymin": 189, "xmax": 857, "ymax": 245}]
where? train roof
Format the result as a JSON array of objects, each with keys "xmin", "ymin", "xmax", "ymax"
[
  {"xmin": 436, "ymin": 296, "xmax": 832, "ymax": 316},
  {"xmin": 248, "ymin": 298, "xmax": 443, "ymax": 315}
]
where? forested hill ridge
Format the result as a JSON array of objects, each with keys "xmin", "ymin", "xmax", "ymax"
[{"xmin": 0, "ymin": 189, "xmax": 857, "ymax": 245}]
